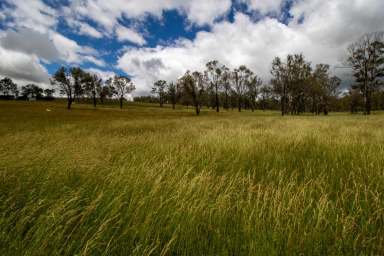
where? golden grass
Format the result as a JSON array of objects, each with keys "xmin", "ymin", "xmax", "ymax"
[{"xmin": 0, "ymin": 101, "xmax": 383, "ymax": 255}]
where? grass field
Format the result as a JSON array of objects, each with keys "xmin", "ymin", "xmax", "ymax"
[{"xmin": 1, "ymin": 101, "xmax": 383, "ymax": 255}]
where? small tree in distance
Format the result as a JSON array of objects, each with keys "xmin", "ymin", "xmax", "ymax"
[
  {"xmin": 152, "ymin": 80, "xmax": 167, "ymax": 107},
  {"xmin": 167, "ymin": 82, "xmax": 178, "ymax": 109},
  {"xmin": 51, "ymin": 67, "xmax": 74, "ymax": 109},
  {"xmin": 107, "ymin": 75, "xmax": 135, "ymax": 110}
]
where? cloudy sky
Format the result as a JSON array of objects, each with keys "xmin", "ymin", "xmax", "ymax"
[{"xmin": 0, "ymin": 0, "xmax": 383, "ymax": 95}]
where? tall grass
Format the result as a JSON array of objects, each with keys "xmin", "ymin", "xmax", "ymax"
[{"xmin": 0, "ymin": 101, "xmax": 383, "ymax": 255}]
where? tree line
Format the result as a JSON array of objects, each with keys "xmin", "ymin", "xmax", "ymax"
[
  {"xmin": 1, "ymin": 32, "xmax": 383, "ymax": 115},
  {"xmin": 147, "ymin": 32, "xmax": 384, "ymax": 115}
]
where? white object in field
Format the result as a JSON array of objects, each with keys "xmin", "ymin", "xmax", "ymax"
[{"xmin": 46, "ymin": 108, "xmax": 51, "ymax": 112}]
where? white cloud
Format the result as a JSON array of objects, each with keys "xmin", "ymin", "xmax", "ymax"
[
  {"xmin": 0, "ymin": 29, "xmax": 59, "ymax": 61},
  {"xmin": 117, "ymin": 0, "xmax": 384, "ymax": 93},
  {"xmin": 86, "ymin": 68, "xmax": 115, "ymax": 81},
  {"xmin": 115, "ymin": 25, "xmax": 146, "ymax": 45},
  {"xmin": 69, "ymin": 0, "xmax": 232, "ymax": 29},
  {"xmin": 50, "ymin": 33, "xmax": 105, "ymax": 67},
  {"xmin": 66, "ymin": 19, "xmax": 104, "ymax": 39},
  {"xmin": 239, "ymin": 0, "xmax": 285, "ymax": 14},
  {"xmin": 2, "ymin": 0, "xmax": 57, "ymax": 33},
  {"xmin": 0, "ymin": 46, "xmax": 50, "ymax": 85}
]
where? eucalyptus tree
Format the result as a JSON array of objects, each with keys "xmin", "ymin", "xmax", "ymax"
[
  {"xmin": 271, "ymin": 54, "xmax": 312, "ymax": 115},
  {"xmin": 167, "ymin": 82, "xmax": 178, "ymax": 109},
  {"xmin": 44, "ymin": 89, "xmax": 55, "ymax": 99},
  {"xmin": 347, "ymin": 32, "xmax": 384, "ymax": 114},
  {"xmin": 260, "ymin": 85, "xmax": 272, "ymax": 111},
  {"xmin": 205, "ymin": 60, "xmax": 222, "ymax": 112},
  {"xmin": 246, "ymin": 74, "xmax": 262, "ymax": 112},
  {"xmin": 152, "ymin": 80, "xmax": 167, "ymax": 107},
  {"xmin": 179, "ymin": 71, "xmax": 205, "ymax": 115},
  {"xmin": 309, "ymin": 64, "xmax": 341, "ymax": 115},
  {"xmin": 221, "ymin": 65, "xmax": 231, "ymax": 110},
  {"xmin": 70, "ymin": 67, "xmax": 85, "ymax": 102},
  {"xmin": 106, "ymin": 75, "xmax": 135, "ymax": 109},
  {"xmin": 21, "ymin": 84, "xmax": 43, "ymax": 99},
  {"xmin": 271, "ymin": 57, "xmax": 287, "ymax": 115},
  {"xmin": 0, "ymin": 77, "xmax": 18, "ymax": 97},
  {"xmin": 98, "ymin": 82, "xmax": 116, "ymax": 104},
  {"xmin": 83, "ymin": 73, "xmax": 102, "ymax": 108},
  {"xmin": 232, "ymin": 65, "xmax": 252, "ymax": 112},
  {"xmin": 51, "ymin": 67, "xmax": 74, "ymax": 109}
]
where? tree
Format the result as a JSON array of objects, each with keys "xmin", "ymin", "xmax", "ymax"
[
  {"xmin": 167, "ymin": 82, "xmax": 178, "ymax": 109},
  {"xmin": 347, "ymin": 32, "xmax": 384, "ymax": 114},
  {"xmin": 221, "ymin": 66, "xmax": 231, "ymax": 110},
  {"xmin": 323, "ymin": 76, "xmax": 341, "ymax": 115},
  {"xmin": 71, "ymin": 67, "xmax": 85, "ymax": 102},
  {"xmin": 83, "ymin": 73, "xmax": 102, "ymax": 108},
  {"xmin": 179, "ymin": 71, "xmax": 205, "ymax": 115},
  {"xmin": 106, "ymin": 75, "xmax": 135, "ymax": 109},
  {"xmin": 97, "ymin": 82, "xmax": 115, "ymax": 104},
  {"xmin": 246, "ymin": 75, "xmax": 262, "ymax": 112},
  {"xmin": 232, "ymin": 65, "xmax": 252, "ymax": 112},
  {"xmin": 51, "ymin": 67, "xmax": 74, "ymax": 109},
  {"xmin": 271, "ymin": 54, "xmax": 312, "ymax": 115},
  {"xmin": 0, "ymin": 77, "xmax": 18, "ymax": 97},
  {"xmin": 260, "ymin": 85, "xmax": 272, "ymax": 111},
  {"xmin": 21, "ymin": 84, "xmax": 43, "ymax": 99},
  {"xmin": 43, "ymin": 89, "xmax": 55, "ymax": 99},
  {"xmin": 271, "ymin": 57, "xmax": 286, "ymax": 115},
  {"xmin": 205, "ymin": 60, "xmax": 222, "ymax": 112},
  {"xmin": 152, "ymin": 80, "xmax": 167, "ymax": 107}
]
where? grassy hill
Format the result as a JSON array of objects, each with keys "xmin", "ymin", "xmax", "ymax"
[{"xmin": 1, "ymin": 101, "xmax": 383, "ymax": 255}]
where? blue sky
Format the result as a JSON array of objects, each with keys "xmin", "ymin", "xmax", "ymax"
[{"xmin": 0, "ymin": 0, "xmax": 383, "ymax": 94}]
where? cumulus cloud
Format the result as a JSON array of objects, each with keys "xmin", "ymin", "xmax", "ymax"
[
  {"xmin": 1, "ymin": 0, "xmax": 57, "ymax": 33},
  {"xmin": 68, "ymin": 0, "xmax": 232, "ymax": 30},
  {"xmin": 66, "ymin": 19, "xmax": 104, "ymax": 39},
  {"xmin": 0, "ymin": 46, "xmax": 50, "ymax": 85},
  {"xmin": 86, "ymin": 68, "xmax": 115, "ymax": 81},
  {"xmin": 0, "ymin": 29, "xmax": 59, "ymax": 61},
  {"xmin": 238, "ymin": 0, "xmax": 285, "ymax": 14},
  {"xmin": 116, "ymin": 0, "xmax": 384, "ymax": 93},
  {"xmin": 115, "ymin": 25, "xmax": 146, "ymax": 45},
  {"xmin": 50, "ymin": 33, "xmax": 105, "ymax": 67}
]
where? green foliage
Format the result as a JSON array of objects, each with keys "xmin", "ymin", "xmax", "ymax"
[{"xmin": 1, "ymin": 101, "xmax": 384, "ymax": 255}]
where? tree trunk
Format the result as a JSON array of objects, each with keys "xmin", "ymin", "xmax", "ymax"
[
  {"xmin": 215, "ymin": 84, "xmax": 219, "ymax": 112},
  {"xmin": 281, "ymin": 84, "xmax": 286, "ymax": 116},
  {"xmin": 67, "ymin": 97, "xmax": 72, "ymax": 110},
  {"xmin": 224, "ymin": 90, "xmax": 228, "ymax": 110},
  {"xmin": 93, "ymin": 92, "xmax": 97, "ymax": 108},
  {"xmin": 120, "ymin": 97, "xmax": 123, "ymax": 109},
  {"xmin": 172, "ymin": 102, "xmax": 175, "ymax": 110},
  {"xmin": 366, "ymin": 91, "xmax": 371, "ymax": 115},
  {"xmin": 195, "ymin": 104, "xmax": 200, "ymax": 115}
]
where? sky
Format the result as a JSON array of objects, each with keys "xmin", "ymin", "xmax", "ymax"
[{"xmin": 0, "ymin": 0, "xmax": 383, "ymax": 95}]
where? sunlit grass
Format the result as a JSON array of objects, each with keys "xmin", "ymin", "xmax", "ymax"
[{"xmin": 1, "ymin": 101, "xmax": 383, "ymax": 255}]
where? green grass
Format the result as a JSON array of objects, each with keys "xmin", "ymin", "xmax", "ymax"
[{"xmin": 1, "ymin": 101, "xmax": 383, "ymax": 255}]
